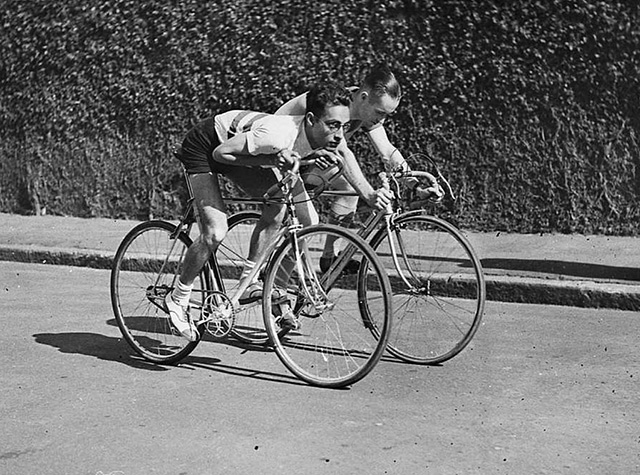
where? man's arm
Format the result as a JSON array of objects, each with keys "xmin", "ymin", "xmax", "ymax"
[
  {"xmin": 335, "ymin": 142, "xmax": 391, "ymax": 210},
  {"xmin": 214, "ymin": 116, "xmax": 300, "ymax": 168},
  {"xmin": 367, "ymin": 126, "xmax": 408, "ymax": 172},
  {"xmin": 367, "ymin": 126, "xmax": 444, "ymax": 202},
  {"xmin": 213, "ymin": 134, "xmax": 273, "ymax": 166},
  {"xmin": 213, "ymin": 134, "xmax": 298, "ymax": 169}
]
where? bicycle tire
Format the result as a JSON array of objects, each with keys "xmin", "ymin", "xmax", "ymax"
[
  {"xmin": 216, "ymin": 210, "xmax": 269, "ymax": 344},
  {"xmin": 360, "ymin": 212, "xmax": 485, "ymax": 365},
  {"xmin": 261, "ymin": 224, "xmax": 392, "ymax": 388},
  {"xmin": 110, "ymin": 220, "xmax": 206, "ymax": 363}
]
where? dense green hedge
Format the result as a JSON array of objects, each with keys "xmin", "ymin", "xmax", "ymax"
[{"xmin": 1, "ymin": 0, "xmax": 639, "ymax": 233}]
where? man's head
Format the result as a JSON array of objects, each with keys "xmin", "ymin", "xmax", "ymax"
[
  {"xmin": 353, "ymin": 63, "xmax": 401, "ymax": 128},
  {"xmin": 304, "ymin": 83, "xmax": 351, "ymax": 151}
]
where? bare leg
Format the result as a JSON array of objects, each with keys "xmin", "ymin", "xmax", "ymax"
[
  {"xmin": 222, "ymin": 167, "xmax": 287, "ymax": 267},
  {"xmin": 319, "ymin": 174, "xmax": 359, "ymax": 259},
  {"xmin": 167, "ymin": 172, "xmax": 226, "ymax": 340},
  {"xmin": 246, "ymin": 201, "xmax": 287, "ymax": 262},
  {"xmin": 179, "ymin": 173, "xmax": 228, "ymax": 286}
]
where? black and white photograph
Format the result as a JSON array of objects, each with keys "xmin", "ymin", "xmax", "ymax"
[{"xmin": 1, "ymin": 1, "xmax": 638, "ymax": 473}]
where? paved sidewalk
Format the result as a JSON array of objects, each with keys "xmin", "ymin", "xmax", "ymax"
[{"xmin": 1, "ymin": 212, "xmax": 639, "ymax": 310}]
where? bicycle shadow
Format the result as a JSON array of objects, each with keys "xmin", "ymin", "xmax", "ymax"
[
  {"xmin": 33, "ymin": 321, "xmax": 378, "ymax": 388},
  {"xmin": 103, "ymin": 317, "xmax": 274, "ymax": 354},
  {"xmin": 376, "ymin": 353, "xmax": 443, "ymax": 367},
  {"xmin": 178, "ymin": 355, "xmax": 309, "ymax": 387},
  {"xmin": 82, "ymin": 319, "xmax": 399, "ymax": 388},
  {"xmin": 32, "ymin": 329, "xmax": 309, "ymax": 386},
  {"xmin": 33, "ymin": 331, "xmax": 169, "ymax": 371},
  {"xmin": 193, "ymin": 325, "xmax": 438, "ymax": 377},
  {"xmin": 186, "ymin": 331, "xmax": 310, "ymax": 387}
]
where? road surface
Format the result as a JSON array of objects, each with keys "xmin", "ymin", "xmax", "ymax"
[{"xmin": 1, "ymin": 262, "xmax": 638, "ymax": 474}]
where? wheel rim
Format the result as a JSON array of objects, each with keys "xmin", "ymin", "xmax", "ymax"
[
  {"xmin": 364, "ymin": 214, "xmax": 485, "ymax": 364},
  {"xmin": 111, "ymin": 222, "xmax": 200, "ymax": 363},
  {"xmin": 262, "ymin": 225, "xmax": 391, "ymax": 388}
]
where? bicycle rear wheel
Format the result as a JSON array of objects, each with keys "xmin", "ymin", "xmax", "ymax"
[
  {"xmin": 216, "ymin": 211, "xmax": 268, "ymax": 344},
  {"xmin": 361, "ymin": 213, "xmax": 485, "ymax": 364},
  {"xmin": 110, "ymin": 220, "xmax": 205, "ymax": 363},
  {"xmin": 262, "ymin": 224, "xmax": 392, "ymax": 388}
]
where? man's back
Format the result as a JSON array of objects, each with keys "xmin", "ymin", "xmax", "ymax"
[{"xmin": 214, "ymin": 110, "xmax": 310, "ymax": 157}]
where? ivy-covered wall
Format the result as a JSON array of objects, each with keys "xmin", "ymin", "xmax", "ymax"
[{"xmin": 1, "ymin": 0, "xmax": 638, "ymax": 233}]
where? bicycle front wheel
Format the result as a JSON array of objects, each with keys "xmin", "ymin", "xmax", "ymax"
[
  {"xmin": 110, "ymin": 220, "xmax": 205, "ymax": 363},
  {"xmin": 362, "ymin": 213, "xmax": 485, "ymax": 365},
  {"xmin": 216, "ymin": 211, "xmax": 268, "ymax": 344},
  {"xmin": 262, "ymin": 224, "xmax": 392, "ymax": 388}
]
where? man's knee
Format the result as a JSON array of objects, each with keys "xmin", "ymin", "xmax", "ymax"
[
  {"xmin": 296, "ymin": 202, "xmax": 319, "ymax": 227},
  {"xmin": 259, "ymin": 204, "xmax": 287, "ymax": 227},
  {"xmin": 199, "ymin": 220, "xmax": 228, "ymax": 250},
  {"xmin": 188, "ymin": 172, "xmax": 228, "ymax": 249},
  {"xmin": 331, "ymin": 195, "xmax": 359, "ymax": 217},
  {"xmin": 328, "ymin": 210, "xmax": 355, "ymax": 227}
]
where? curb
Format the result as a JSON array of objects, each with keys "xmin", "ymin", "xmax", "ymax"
[
  {"xmin": 485, "ymin": 274, "xmax": 640, "ymax": 311},
  {"xmin": 2, "ymin": 246, "xmax": 640, "ymax": 311},
  {"xmin": 0, "ymin": 247, "xmax": 113, "ymax": 270}
]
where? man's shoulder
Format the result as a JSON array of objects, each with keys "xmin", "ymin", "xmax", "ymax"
[
  {"xmin": 216, "ymin": 110, "xmax": 299, "ymax": 132},
  {"xmin": 246, "ymin": 114, "xmax": 305, "ymax": 154},
  {"xmin": 256, "ymin": 113, "xmax": 302, "ymax": 131}
]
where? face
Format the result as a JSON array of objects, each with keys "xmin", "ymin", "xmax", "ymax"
[
  {"xmin": 306, "ymin": 104, "xmax": 351, "ymax": 151},
  {"xmin": 356, "ymin": 92, "xmax": 400, "ymax": 128}
]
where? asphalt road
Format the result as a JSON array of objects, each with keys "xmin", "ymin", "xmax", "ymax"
[{"xmin": 1, "ymin": 262, "xmax": 639, "ymax": 474}]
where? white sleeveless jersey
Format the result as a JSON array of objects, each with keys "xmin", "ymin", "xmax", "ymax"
[{"xmin": 214, "ymin": 110, "xmax": 312, "ymax": 157}]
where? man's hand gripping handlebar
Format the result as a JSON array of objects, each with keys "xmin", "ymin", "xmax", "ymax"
[{"xmin": 262, "ymin": 150, "xmax": 344, "ymax": 203}]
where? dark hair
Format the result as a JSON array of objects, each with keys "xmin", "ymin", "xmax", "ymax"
[
  {"xmin": 362, "ymin": 63, "xmax": 401, "ymax": 99},
  {"xmin": 306, "ymin": 82, "xmax": 351, "ymax": 117}
]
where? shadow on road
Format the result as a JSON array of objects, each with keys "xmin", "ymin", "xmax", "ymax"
[
  {"xmin": 376, "ymin": 352, "xmax": 444, "ymax": 366},
  {"xmin": 180, "ymin": 355, "xmax": 309, "ymax": 387},
  {"xmin": 32, "ymin": 331, "xmax": 314, "ymax": 387},
  {"xmin": 33, "ymin": 332, "xmax": 170, "ymax": 371},
  {"xmin": 34, "ymin": 320, "xmax": 407, "ymax": 388},
  {"xmin": 481, "ymin": 258, "xmax": 640, "ymax": 281}
]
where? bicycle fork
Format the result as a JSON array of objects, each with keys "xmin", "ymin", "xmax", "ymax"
[{"xmin": 289, "ymin": 228, "xmax": 334, "ymax": 314}]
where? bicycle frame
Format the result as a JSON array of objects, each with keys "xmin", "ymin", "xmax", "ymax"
[
  {"xmin": 114, "ymin": 149, "xmax": 481, "ymax": 373},
  {"xmin": 176, "ymin": 167, "xmax": 335, "ymax": 322},
  {"xmin": 156, "ymin": 156, "xmax": 481, "ymax": 369},
  {"xmin": 175, "ymin": 160, "xmax": 441, "ymax": 320},
  {"xmin": 211, "ymin": 164, "xmax": 446, "ymax": 296},
  {"xmin": 312, "ymin": 179, "xmax": 434, "ymax": 291}
]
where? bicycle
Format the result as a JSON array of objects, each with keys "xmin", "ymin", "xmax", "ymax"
[
  {"xmin": 110, "ymin": 160, "xmax": 393, "ymax": 388},
  {"xmin": 223, "ymin": 153, "xmax": 486, "ymax": 365}
]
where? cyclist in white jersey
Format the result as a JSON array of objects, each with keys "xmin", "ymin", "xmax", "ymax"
[
  {"xmin": 276, "ymin": 63, "xmax": 443, "ymax": 271},
  {"xmin": 166, "ymin": 82, "xmax": 391, "ymax": 340}
]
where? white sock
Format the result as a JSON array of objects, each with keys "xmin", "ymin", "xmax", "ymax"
[{"xmin": 172, "ymin": 280, "xmax": 193, "ymax": 307}]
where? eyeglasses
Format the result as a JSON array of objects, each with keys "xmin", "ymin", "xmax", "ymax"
[{"xmin": 321, "ymin": 119, "xmax": 351, "ymax": 133}]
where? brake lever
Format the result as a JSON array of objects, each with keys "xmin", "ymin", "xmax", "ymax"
[{"xmin": 411, "ymin": 152, "xmax": 456, "ymax": 202}]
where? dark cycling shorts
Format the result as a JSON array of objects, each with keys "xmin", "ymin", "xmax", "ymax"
[{"xmin": 177, "ymin": 117, "xmax": 236, "ymax": 175}]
